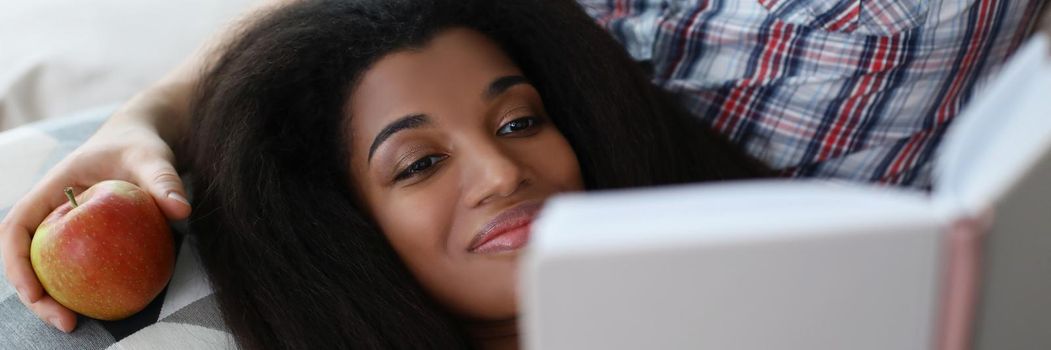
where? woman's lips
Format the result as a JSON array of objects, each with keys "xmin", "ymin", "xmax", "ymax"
[
  {"xmin": 469, "ymin": 202, "xmax": 541, "ymax": 254},
  {"xmin": 470, "ymin": 223, "xmax": 532, "ymax": 254}
]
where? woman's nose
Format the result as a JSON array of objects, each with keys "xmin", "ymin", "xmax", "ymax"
[{"xmin": 463, "ymin": 143, "xmax": 527, "ymax": 207}]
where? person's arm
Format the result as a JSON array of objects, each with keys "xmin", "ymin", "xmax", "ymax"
[
  {"xmin": 111, "ymin": 0, "xmax": 300, "ymax": 168},
  {"xmin": 0, "ymin": 0, "xmax": 296, "ymax": 333}
]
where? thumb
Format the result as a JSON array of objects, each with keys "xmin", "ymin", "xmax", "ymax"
[{"xmin": 135, "ymin": 161, "xmax": 192, "ymax": 220}]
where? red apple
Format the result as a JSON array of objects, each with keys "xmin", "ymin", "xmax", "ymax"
[{"xmin": 30, "ymin": 180, "xmax": 175, "ymax": 321}]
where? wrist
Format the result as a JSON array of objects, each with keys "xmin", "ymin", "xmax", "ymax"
[
  {"xmin": 114, "ymin": 82, "xmax": 191, "ymax": 140},
  {"xmin": 107, "ymin": 81, "xmax": 193, "ymax": 170}
]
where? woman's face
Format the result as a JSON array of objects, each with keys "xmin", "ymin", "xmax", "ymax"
[{"xmin": 346, "ymin": 28, "xmax": 584, "ymax": 320}]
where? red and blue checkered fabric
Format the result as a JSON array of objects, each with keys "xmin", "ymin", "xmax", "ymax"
[{"xmin": 582, "ymin": 0, "xmax": 1044, "ymax": 188}]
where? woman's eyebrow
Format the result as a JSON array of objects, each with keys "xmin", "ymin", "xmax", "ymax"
[
  {"xmin": 368, "ymin": 113, "xmax": 430, "ymax": 163},
  {"xmin": 367, "ymin": 76, "xmax": 528, "ymax": 164},
  {"xmin": 483, "ymin": 75, "xmax": 529, "ymax": 101}
]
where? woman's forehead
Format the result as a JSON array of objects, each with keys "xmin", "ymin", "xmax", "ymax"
[{"xmin": 347, "ymin": 28, "xmax": 524, "ymax": 143}]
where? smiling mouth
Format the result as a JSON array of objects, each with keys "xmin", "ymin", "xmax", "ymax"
[{"xmin": 469, "ymin": 202, "xmax": 541, "ymax": 254}]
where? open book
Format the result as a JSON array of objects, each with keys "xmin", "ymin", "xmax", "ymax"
[{"xmin": 522, "ymin": 35, "xmax": 1051, "ymax": 350}]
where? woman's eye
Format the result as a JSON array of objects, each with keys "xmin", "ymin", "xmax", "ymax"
[
  {"xmin": 497, "ymin": 116, "xmax": 542, "ymax": 136},
  {"xmin": 395, "ymin": 154, "xmax": 446, "ymax": 182}
]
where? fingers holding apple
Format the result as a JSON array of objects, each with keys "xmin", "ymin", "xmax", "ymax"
[{"xmin": 29, "ymin": 180, "xmax": 175, "ymax": 321}]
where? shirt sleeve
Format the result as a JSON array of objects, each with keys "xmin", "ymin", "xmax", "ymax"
[{"xmin": 580, "ymin": 0, "xmax": 1045, "ymax": 189}]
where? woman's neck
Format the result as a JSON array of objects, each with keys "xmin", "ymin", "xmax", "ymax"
[{"xmin": 464, "ymin": 317, "xmax": 519, "ymax": 350}]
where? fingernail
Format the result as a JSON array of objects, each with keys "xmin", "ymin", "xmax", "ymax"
[
  {"xmin": 168, "ymin": 192, "xmax": 190, "ymax": 206},
  {"xmin": 16, "ymin": 287, "xmax": 29, "ymax": 305},
  {"xmin": 49, "ymin": 317, "xmax": 69, "ymax": 333}
]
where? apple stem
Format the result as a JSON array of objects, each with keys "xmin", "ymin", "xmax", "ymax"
[{"xmin": 64, "ymin": 187, "xmax": 78, "ymax": 208}]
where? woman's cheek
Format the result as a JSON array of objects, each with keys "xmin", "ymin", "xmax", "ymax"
[
  {"xmin": 375, "ymin": 180, "xmax": 459, "ymax": 274},
  {"xmin": 540, "ymin": 131, "xmax": 584, "ymax": 192}
]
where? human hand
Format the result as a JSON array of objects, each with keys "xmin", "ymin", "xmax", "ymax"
[{"xmin": 0, "ymin": 115, "xmax": 190, "ymax": 333}]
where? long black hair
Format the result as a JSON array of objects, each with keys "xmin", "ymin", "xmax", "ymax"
[{"xmin": 186, "ymin": 0, "xmax": 767, "ymax": 348}]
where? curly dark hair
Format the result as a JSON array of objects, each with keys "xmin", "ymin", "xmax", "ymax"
[{"xmin": 186, "ymin": 0, "xmax": 768, "ymax": 348}]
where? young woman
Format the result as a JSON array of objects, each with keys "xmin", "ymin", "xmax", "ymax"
[
  {"xmin": 183, "ymin": 0, "xmax": 767, "ymax": 348},
  {"xmin": 2, "ymin": 0, "xmax": 765, "ymax": 348}
]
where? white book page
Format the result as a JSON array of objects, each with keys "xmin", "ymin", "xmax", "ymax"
[
  {"xmin": 531, "ymin": 180, "xmax": 934, "ymax": 256},
  {"xmin": 525, "ymin": 180, "xmax": 945, "ymax": 350},
  {"xmin": 934, "ymin": 35, "xmax": 1051, "ymax": 217}
]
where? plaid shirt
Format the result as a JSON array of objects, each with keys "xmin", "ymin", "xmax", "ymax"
[{"xmin": 581, "ymin": 0, "xmax": 1044, "ymax": 188}]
